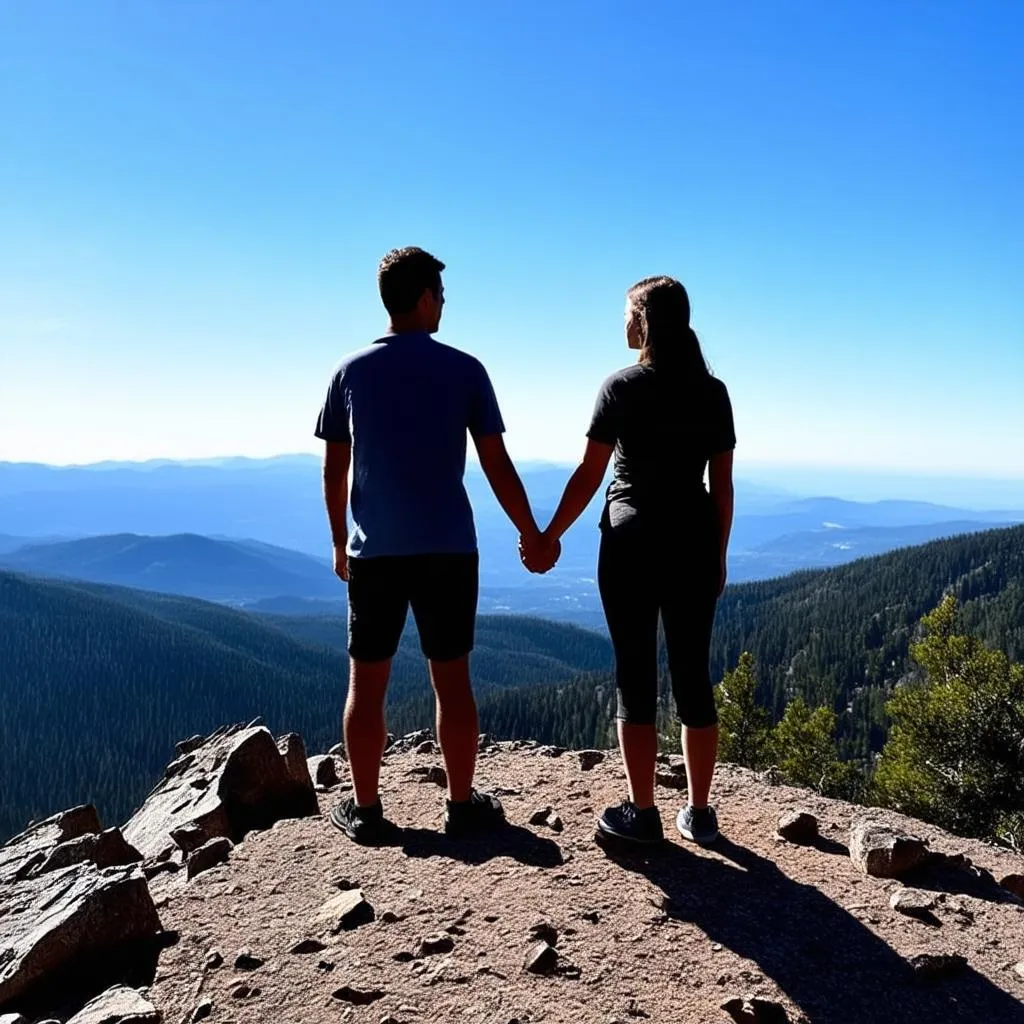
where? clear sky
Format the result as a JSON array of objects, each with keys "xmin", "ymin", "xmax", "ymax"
[{"xmin": 1, "ymin": 2, "xmax": 1021, "ymax": 474}]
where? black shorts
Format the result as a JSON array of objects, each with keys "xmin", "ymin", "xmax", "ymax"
[
  {"xmin": 347, "ymin": 553, "xmax": 479, "ymax": 663},
  {"xmin": 598, "ymin": 518, "xmax": 720, "ymax": 728}
]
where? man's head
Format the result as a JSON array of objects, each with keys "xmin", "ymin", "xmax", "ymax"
[{"xmin": 377, "ymin": 247, "xmax": 446, "ymax": 334}]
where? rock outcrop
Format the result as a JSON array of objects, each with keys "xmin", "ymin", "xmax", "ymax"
[{"xmin": 122, "ymin": 724, "xmax": 318, "ymax": 862}]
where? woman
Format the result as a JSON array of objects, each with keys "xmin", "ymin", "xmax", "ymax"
[{"xmin": 529, "ymin": 276, "xmax": 735, "ymax": 846}]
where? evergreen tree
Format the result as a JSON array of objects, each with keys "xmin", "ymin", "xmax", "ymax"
[
  {"xmin": 874, "ymin": 595, "xmax": 1024, "ymax": 848},
  {"xmin": 715, "ymin": 652, "xmax": 771, "ymax": 769}
]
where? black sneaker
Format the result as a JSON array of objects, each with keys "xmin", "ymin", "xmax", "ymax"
[
  {"xmin": 676, "ymin": 804, "xmax": 719, "ymax": 846},
  {"xmin": 444, "ymin": 790, "xmax": 505, "ymax": 837},
  {"xmin": 596, "ymin": 801, "xmax": 664, "ymax": 845},
  {"xmin": 329, "ymin": 796, "xmax": 394, "ymax": 845}
]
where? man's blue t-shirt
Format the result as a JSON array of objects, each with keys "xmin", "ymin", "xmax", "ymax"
[{"xmin": 314, "ymin": 331, "xmax": 505, "ymax": 559}]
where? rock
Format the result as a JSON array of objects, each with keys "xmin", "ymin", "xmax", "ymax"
[
  {"xmin": 389, "ymin": 730, "xmax": 431, "ymax": 754},
  {"xmin": 186, "ymin": 837, "xmax": 232, "ymax": 880},
  {"xmin": 66, "ymin": 985, "xmax": 161, "ymax": 1024},
  {"xmin": 849, "ymin": 820, "xmax": 928, "ymax": 878},
  {"xmin": 329, "ymin": 742, "xmax": 346, "ymax": 757},
  {"xmin": 529, "ymin": 921, "xmax": 559, "ymax": 947},
  {"xmin": 582, "ymin": 910, "xmax": 600, "ymax": 924},
  {"xmin": 142, "ymin": 860, "xmax": 180, "ymax": 880},
  {"xmin": 423, "ymin": 765, "xmax": 447, "ymax": 788},
  {"xmin": 777, "ymin": 811, "xmax": 819, "ymax": 845},
  {"xmin": 175, "ymin": 734, "xmax": 206, "ymax": 756},
  {"xmin": 416, "ymin": 740, "xmax": 438, "ymax": 754},
  {"xmin": 234, "ymin": 949, "xmax": 265, "ymax": 971},
  {"xmin": 721, "ymin": 995, "xmax": 790, "ymax": 1023},
  {"xmin": 655, "ymin": 770, "xmax": 687, "ymax": 791},
  {"xmin": 332, "ymin": 985, "xmax": 385, "ymax": 1005},
  {"xmin": 0, "ymin": 805, "xmax": 102, "ymax": 885},
  {"xmin": 190, "ymin": 1001, "xmax": 213, "ymax": 1023},
  {"xmin": 529, "ymin": 807, "xmax": 553, "ymax": 826},
  {"xmin": 0, "ymin": 1014, "xmax": 27, "ymax": 1024},
  {"xmin": 537, "ymin": 746, "xmax": 566, "ymax": 758},
  {"xmin": 998, "ymin": 873, "xmax": 1024, "ymax": 899},
  {"xmin": 547, "ymin": 813, "xmax": 565, "ymax": 833},
  {"xmin": 308, "ymin": 755, "xmax": 341, "ymax": 789},
  {"xmin": 0, "ymin": 862, "xmax": 161, "ymax": 1008},
  {"xmin": 523, "ymin": 941, "xmax": 559, "ymax": 975},
  {"xmin": 122, "ymin": 723, "xmax": 319, "ymax": 862},
  {"xmin": 34, "ymin": 828, "xmax": 143, "ymax": 877},
  {"xmin": 315, "ymin": 889, "xmax": 376, "ymax": 932},
  {"xmin": 907, "ymin": 952, "xmax": 968, "ymax": 979},
  {"xmin": 578, "ymin": 750, "xmax": 605, "ymax": 771},
  {"xmin": 289, "ymin": 938, "xmax": 328, "ymax": 955},
  {"xmin": 478, "ymin": 734, "xmax": 492, "ymax": 751},
  {"xmin": 205, "ymin": 950, "xmax": 223, "ymax": 970},
  {"xmin": 1012, "ymin": 963, "xmax": 1024, "ymax": 981},
  {"xmin": 419, "ymin": 933, "xmax": 455, "ymax": 956},
  {"xmin": 889, "ymin": 888, "xmax": 937, "ymax": 918}
]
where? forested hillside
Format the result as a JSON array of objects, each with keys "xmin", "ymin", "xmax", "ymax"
[
  {"xmin": 0, "ymin": 572, "xmax": 609, "ymax": 840},
  {"xmin": 710, "ymin": 524, "xmax": 1024, "ymax": 758}
]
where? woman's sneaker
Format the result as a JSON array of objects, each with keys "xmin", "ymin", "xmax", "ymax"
[
  {"xmin": 597, "ymin": 801, "xmax": 664, "ymax": 845},
  {"xmin": 330, "ymin": 797, "xmax": 396, "ymax": 845},
  {"xmin": 676, "ymin": 804, "xmax": 719, "ymax": 846},
  {"xmin": 444, "ymin": 790, "xmax": 506, "ymax": 837}
]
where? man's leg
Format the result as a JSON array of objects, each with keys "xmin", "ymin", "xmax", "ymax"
[
  {"xmin": 428, "ymin": 655, "xmax": 478, "ymax": 803},
  {"xmin": 345, "ymin": 656, "xmax": 392, "ymax": 807}
]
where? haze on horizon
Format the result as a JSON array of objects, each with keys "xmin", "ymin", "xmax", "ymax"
[{"xmin": 1, "ymin": 3, "xmax": 1021, "ymax": 474}]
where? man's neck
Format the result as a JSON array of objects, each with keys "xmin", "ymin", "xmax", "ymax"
[{"xmin": 388, "ymin": 317, "xmax": 432, "ymax": 335}]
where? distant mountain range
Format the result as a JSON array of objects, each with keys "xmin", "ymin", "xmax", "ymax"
[{"xmin": 0, "ymin": 457, "xmax": 1021, "ymax": 622}]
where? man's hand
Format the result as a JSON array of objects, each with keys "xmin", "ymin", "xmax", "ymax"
[
  {"xmin": 333, "ymin": 542, "xmax": 349, "ymax": 583},
  {"xmin": 519, "ymin": 530, "xmax": 560, "ymax": 574}
]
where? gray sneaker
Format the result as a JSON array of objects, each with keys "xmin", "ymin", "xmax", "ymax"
[{"xmin": 676, "ymin": 805, "xmax": 719, "ymax": 846}]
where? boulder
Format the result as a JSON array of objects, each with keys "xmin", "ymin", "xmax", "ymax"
[
  {"xmin": 35, "ymin": 829, "xmax": 142, "ymax": 877},
  {"xmin": 849, "ymin": 820, "xmax": 928, "ymax": 878},
  {"xmin": 122, "ymin": 724, "xmax": 319, "ymax": 862},
  {"xmin": 889, "ymin": 888, "xmax": 937, "ymax": 919},
  {"xmin": 307, "ymin": 755, "xmax": 341, "ymax": 789},
  {"xmin": 998, "ymin": 872, "xmax": 1024, "ymax": 899},
  {"xmin": 0, "ymin": 806, "xmax": 102, "ymax": 885},
  {"xmin": 578, "ymin": 750, "xmax": 605, "ymax": 772},
  {"xmin": 777, "ymin": 811, "xmax": 819, "ymax": 845},
  {"xmin": 0, "ymin": 1014, "xmax": 27, "ymax": 1024},
  {"xmin": 907, "ymin": 952, "xmax": 968, "ymax": 979},
  {"xmin": 186, "ymin": 837, "xmax": 233, "ymax": 880},
  {"xmin": 66, "ymin": 985, "xmax": 161, "ymax": 1024},
  {"xmin": 0, "ymin": 863, "xmax": 161, "ymax": 1009}
]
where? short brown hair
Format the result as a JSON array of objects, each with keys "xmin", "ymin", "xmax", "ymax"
[{"xmin": 377, "ymin": 247, "xmax": 445, "ymax": 316}]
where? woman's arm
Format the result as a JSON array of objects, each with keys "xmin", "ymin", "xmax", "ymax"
[
  {"xmin": 546, "ymin": 440, "xmax": 614, "ymax": 541},
  {"xmin": 708, "ymin": 449, "xmax": 734, "ymax": 594}
]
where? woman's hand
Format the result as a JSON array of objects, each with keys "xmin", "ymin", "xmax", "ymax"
[{"xmin": 519, "ymin": 530, "xmax": 561, "ymax": 574}]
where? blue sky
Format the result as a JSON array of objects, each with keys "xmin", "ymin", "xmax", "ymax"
[{"xmin": 1, "ymin": 1, "xmax": 1021, "ymax": 475}]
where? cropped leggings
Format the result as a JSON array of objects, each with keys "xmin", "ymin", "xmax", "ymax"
[{"xmin": 597, "ymin": 520, "xmax": 720, "ymax": 728}]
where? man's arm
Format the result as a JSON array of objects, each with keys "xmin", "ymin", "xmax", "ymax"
[
  {"xmin": 323, "ymin": 441, "xmax": 351, "ymax": 581},
  {"xmin": 473, "ymin": 433, "xmax": 540, "ymax": 542},
  {"xmin": 708, "ymin": 449, "xmax": 734, "ymax": 594}
]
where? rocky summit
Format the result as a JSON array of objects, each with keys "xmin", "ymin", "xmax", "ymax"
[{"xmin": 2, "ymin": 727, "xmax": 1023, "ymax": 1024}]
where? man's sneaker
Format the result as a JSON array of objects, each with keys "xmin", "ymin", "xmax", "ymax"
[
  {"xmin": 444, "ymin": 790, "xmax": 505, "ymax": 837},
  {"xmin": 676, "ymin": 804, "xmax": 719, "ymax": 846},
  {"xmin": 596, "ymin": 801, "xmax": 665, "ymax": 845},
  {"xmin": 329, "ymin": 796, "xmax": 393, "ymax": 844}
]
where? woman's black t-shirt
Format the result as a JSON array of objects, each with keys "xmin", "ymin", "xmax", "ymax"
[{"xmin": 586, "ymin": 364, "xmax": 736, "ymax": 532}]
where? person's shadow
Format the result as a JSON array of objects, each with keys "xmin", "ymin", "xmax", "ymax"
[
  {"xmin": 602, "ymin": 836, "xmax": 1023, "ymax": 1024},
  {"xmin": 400, "ymin": 821, "xmax": 564, "ymax": 868}
]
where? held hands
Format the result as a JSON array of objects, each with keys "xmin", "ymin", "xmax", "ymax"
[{"xmin": 519, "ymin": 528, "xmax": 561, "ymax": 574}]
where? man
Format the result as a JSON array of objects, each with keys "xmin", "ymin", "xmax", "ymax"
[{"xmin": 316, "ymin": 246, "xmax": 545, "ymax": 842}]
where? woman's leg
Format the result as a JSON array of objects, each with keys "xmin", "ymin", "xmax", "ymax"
[
  {"xmin": 661, "ymin": 562, "xmax": 720, "ymax": 810},
  {"xmin": 598, "ymin": 528, "xmax": 660, "ymax": 809}
]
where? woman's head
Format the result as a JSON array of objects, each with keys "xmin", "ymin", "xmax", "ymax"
[{"xmin": 625, "ymin": 276, "xmax": 709, "ymax": 382}]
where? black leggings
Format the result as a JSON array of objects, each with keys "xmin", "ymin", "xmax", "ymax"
[{"xmin": 598, "ymin": 520, "xmax": 720, "ymax": 728}]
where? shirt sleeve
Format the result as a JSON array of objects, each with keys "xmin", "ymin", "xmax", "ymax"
[
  {"xmin": 313, "ymin": 370, "xmax": 352, "ymax": 443},
  {"xmin": 586, "ymin": 377, "xmax": 619, "ymax": 446},
  {"xmin": 467, "ymin": 360, "xmax": 506, "ymax": 438},
  {"xmin": 708, "ymin": 379, "xmax": 737, "ymax": 455}
]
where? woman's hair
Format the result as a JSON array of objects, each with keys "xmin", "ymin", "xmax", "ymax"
[{"xmin": 627, "ymin": 276, "xmax": 710, "ymax": 384}]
